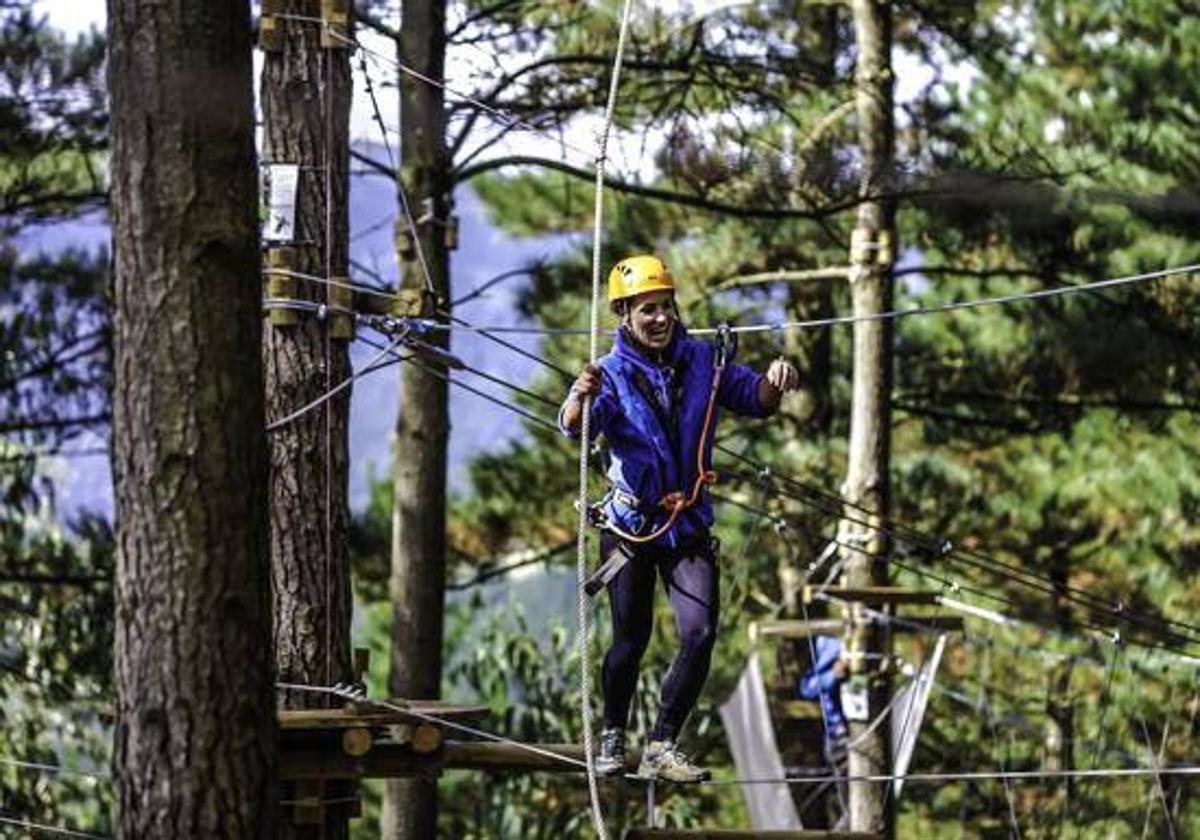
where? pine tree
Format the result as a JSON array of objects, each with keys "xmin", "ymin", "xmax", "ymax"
[{"xmin": 108, "ymin": 0, "xmax": 276, "ymax": 835}]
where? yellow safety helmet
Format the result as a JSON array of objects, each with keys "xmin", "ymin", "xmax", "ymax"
[{"xmin": 608, "ymin": 255, "xmax": 675, "ymax": 305}]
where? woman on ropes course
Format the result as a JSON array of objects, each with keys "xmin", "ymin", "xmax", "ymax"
[{"xmin": 560, "ymin": 254, "xmax": 800, "ymax": 782}]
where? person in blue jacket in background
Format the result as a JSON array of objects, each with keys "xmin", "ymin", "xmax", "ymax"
[
  {"xmin": 799, "ymin": 635, "xmax": 850, "ymax": 825},
  {"xmin": 560, "ymin": 254, "xmax": 800, "ymax": 781}
]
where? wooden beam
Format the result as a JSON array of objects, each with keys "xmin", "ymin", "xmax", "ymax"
[
  {"xmin": 750, "ymin": 618, "xmax": 844, "ymax": 642},
  {"xmin": 803, "ymin": 586, "xmax": 940, "ymax": 606},
  {"xmin": 750, "ymin": 615, "xmax": 962, "ymax": 641}
]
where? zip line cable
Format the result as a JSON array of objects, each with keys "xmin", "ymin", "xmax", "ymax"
[
  {"xmin": 704, "ymin": 262, "xmax": 1200, "ymax": 336},
  {"xmin": 262, "ymin": 259, "xmax": 1199, "ymax": 344}
]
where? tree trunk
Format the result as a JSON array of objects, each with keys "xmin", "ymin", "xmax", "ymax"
[
  {"xmin": 840, "ymin": 0, "xmax": 896, "ymax": 836},
  {"xmin": 261, "ymin": 1, "xmax": 354, "ymax": 835},
  {"xmin": 383, "ymin": 2, "xmax": 451, "ymax": 838},
  {"xmin": 108, "ymin": 1, "xmax": 276, "ymax": 836}
]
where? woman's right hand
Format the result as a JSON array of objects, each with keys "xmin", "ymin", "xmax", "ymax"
[{"xmin": 572, "ymin": 364, "xmax": 603, "ymax": 399}]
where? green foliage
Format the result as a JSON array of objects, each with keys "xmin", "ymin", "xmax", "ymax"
[
  {"xmin": 0, "ymin": 4, "xmax": 112, "ymax": 834},
  {"xmin": 0, "ymin": 5, "xmax": 106, "ymax": 223}
]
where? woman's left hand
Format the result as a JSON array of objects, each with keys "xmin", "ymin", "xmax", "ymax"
[{"xmin": 766, "ymin": 357, "xmax": 801, "ymax": 393}]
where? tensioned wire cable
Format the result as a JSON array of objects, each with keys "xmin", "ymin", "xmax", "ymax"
[
  {"xmin": 716, "ymin": 444, "xmax": 1200, "ymax": 649},
  {"xmin": 401, "ymin": 262, "xmax": 1199, "ymax": 337},
  {"xmin": 734, "ymin": 482, "xmax": 1200, "ymax": 666},
  {"xmin": 767, "ymin": 480, "xmax": 1200, "ymax": 658},
  {"xmin": 0, "ymin": 815, "xmax": 110, "ymax": 840},
  {"xmin": 354, "ymin": 332, "xmax": 561, "ymax": 433}
]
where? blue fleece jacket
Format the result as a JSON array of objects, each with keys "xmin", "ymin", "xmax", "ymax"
[
  {"xmin": 798, "ymin": 635, "xmax": 849, "ymax": 742},
  {"xmin": 559, "ymin": 324, "xmax": 769, "ymax": 547}
]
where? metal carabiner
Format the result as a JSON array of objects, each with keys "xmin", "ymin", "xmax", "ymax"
[{"xmin": 714, "ymin": 321, "xmax": 736, "ymax": 370}]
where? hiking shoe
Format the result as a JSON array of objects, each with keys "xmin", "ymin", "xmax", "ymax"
[
  {"xmin": 636, "ymin": 739, "xmax": 711, "ymax": 783},
  {"xmin": 595, "ymin": 728, "xmax": 627, "ymax": 777}
]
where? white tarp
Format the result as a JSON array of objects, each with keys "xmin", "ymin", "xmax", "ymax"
[
  {"xmin": 719, "ymin": 651, "xmax": 802, "ymax": 830},
  {"xmin": 890, "ymin": 633, "xmax": 948, "ymax": 798}
]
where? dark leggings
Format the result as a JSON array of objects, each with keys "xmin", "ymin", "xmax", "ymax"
[{"xmin": 599, "ymin": 531, "xmax": 719, "ymax": 741}]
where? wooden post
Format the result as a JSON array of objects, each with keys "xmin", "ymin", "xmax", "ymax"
[
  {"xmin": 840, "ymin": 0, "xmax": 897, "ymax": 836},
  {"xmin": 260, "ymin": 1, "xmax": 355, "ymax": 837},
  {"xmin": 385, "ymin": 2, "xmax": 452, "ymax": 838},
  {"xmin": 108, "ymin": 0, "xmax": 277, "ymax": 835}
]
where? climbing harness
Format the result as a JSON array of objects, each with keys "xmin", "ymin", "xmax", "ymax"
[{"xmin": 582, "ymin": 324, "xmax": 736, "ymax": 597}]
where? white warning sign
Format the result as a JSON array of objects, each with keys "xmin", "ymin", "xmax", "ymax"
[{"xmin": 262, "ymin": 163, "xmax": 300, "ymax": 243}]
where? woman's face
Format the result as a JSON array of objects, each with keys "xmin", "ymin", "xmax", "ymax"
[{"xmin": 623, "ymin": 289, "xmax": 676, "ymax": 351}]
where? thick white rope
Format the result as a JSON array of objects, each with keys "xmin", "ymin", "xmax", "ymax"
[{"xmin": 577, "ymin": 1, "xmax": 636, "ymax": 837}]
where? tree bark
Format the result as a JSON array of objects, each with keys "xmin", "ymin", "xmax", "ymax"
[
  {"xmin": 261, "ymin": 1, "xmax": 354, "ymax": 835},
  {"xmin": 840, "ymin": 0, "xmax": 896, "ymax": 836},
  {"xmin": 108, "ymin": 1, "xmax": 276, "ymax": 836},
  {"xmin": 383, "ymin": 2, "xmax": 451, "ymax": 838}
]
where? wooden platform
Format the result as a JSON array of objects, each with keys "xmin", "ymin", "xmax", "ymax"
[{"xmin": 626, "ymin": 830, "xmax": 878, "ymax": 839}]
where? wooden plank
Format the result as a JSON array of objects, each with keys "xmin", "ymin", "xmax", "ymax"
[
  {"xmin": 626, "ymin": 830, "xmax": 878, "ymax": 839},
  {"xmin": 803, "ymin": 586, "xmax": 941, "ymax": 606}
]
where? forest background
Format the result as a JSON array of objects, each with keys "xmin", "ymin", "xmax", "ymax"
[{"xmin": 3, "ymin": 0, "xmax": 1200, "ymax": 837}]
